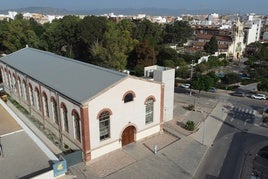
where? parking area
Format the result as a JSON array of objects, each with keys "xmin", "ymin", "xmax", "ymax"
[{"xmin": 0, "ymin": 101, "xmax": 52, "ymax": 178}]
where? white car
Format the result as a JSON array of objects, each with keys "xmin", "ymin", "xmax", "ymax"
[
  {"xmin": 180, "ymin": 83, "xmax": 191, "ymax": 89},
  {"xmin": 251, "ymin": 94, "xmax": 266, "ymax": 100}
]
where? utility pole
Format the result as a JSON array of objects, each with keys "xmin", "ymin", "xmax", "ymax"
[{"xmin": 189, "ymin": 60, "xmax": 194, "ymax": 96}]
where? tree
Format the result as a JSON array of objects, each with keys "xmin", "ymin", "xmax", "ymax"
[
  {"xmin": 207, "ymin": 71, "xmax": 219, "ymax": 85},
  {"xmin": 0, "ymin": 16, "xmax": 40, "ymax": 53},
  {"xmin": 222, "ymin": 73, "xmax": 241, "ymax": 85},
  {"xmin": 132, "ymin": 19, "xmax": 163, "ymax": 47},
  {"xmin": 191, "ymin": 74, "xmax": 214, "ymax": 95},
  {"xmin": 191, "ymin": 74, "xmax": 214, "ymax": 110},
  {"xmin": 157, "ymin": 47, "xmax": 180, "ymax": 67},
  {"xmin": 41, "ymin": 15, "xmax": 80, "ymax": 58},
  {"xmin": 127, "ymin": 41, "xmax": 157, "ymax": 76},
  {"xmin": 76, "ymin": 16, "xmax": 109, "ymax": 62},
  {"xmin": 204, "ymin": 35, "xmax": 218, "ymax": 54},
  {"xmin": 258, "ymin": 78, "xmax": 268, "ymax": 92},
  {"xmin": 176, "ymin": 65, "xmax": 190, "ymax": 79},
  {"xmin": 91, "ymin": 21, "xmax": 137, "ymax": 70},
  {"xmin": 163, "ymin": 20, "xmax": 193, "ymax": 46}
]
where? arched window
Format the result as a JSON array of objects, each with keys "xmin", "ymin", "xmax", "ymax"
[
  {"xmin": 3, "ymin": 69, "xmax": 8, "ymax": 87},
  {"xmin": 99, "ymin": 111, "xmax": 110, "ymax": 141},
  {"xmin": 145, "ymin": 97, "xmax": 154, "ymax": 124},
  {"xmin": 61, "ymin": 104, "xmax": 68, "ymax": 132},
  {"xmin": 12, "ymin": 74, "xmax": 16, "ymax": 92},
  {"xmin": 22, "ymin": 80, "xmax": 27, "ymax": 101},
  {"xmin": 17, "ymin": 78, "xmax": 22, "ymax": 97},
  {"xmin": 29, "ymin": 84, "xmax": 34, "ymax": 106},
  {"xmin": 51, "ymin": 97, "xmax": 59, "ymax": 125},
  {"xmin": 8, "ymin": 73, "xmax": 12, "ymax": 89},
  {"xmin": 123, "ymin": 91, "xmax": 136, "ymax": 103},
  {"xmin": 73, "ymin": 111, "xmax": 81, "ymax": 142},
  {"xmin": 35, "ymin": 88, "xmax": 41, "ymax": 111},
  {"xmin": 42, "ymin": 93, "xmax": 49, "ymax": 117}
]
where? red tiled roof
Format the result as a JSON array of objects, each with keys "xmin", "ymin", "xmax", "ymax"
[{"xmin": 196, "ymin": 34, "xmax": 232, "ymax": 42}]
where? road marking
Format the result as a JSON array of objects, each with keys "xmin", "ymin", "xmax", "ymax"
[
  {"xmin": 244, "ymin": 119, "xmax": 250, "ymax": 126},
  {"xmin": 0, "ymin": 129, "xmax": 24, "ymax": 137},
  {"xmin": 245, "ymin": 109, "xmax": 249, "ymax": 113}
]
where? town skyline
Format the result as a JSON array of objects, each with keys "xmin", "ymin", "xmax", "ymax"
[{"xmin": 1, "ymin": 0, "xmax": 268, "ymax": 15}]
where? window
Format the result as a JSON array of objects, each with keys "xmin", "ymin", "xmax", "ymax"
[
  {"xmin": 43, "ymin": 93, "xmax": 49, "ymax": 117},
  {"xmin": 99, "ymin": 111, "xmax": 110, "ymax": 141},
  {"xmin": 124, "ymin": 93, "xmax": 133, "ymax": 103},
  {"xmin": 17, "ymin": 78, "xmax": 22, "ymax": 97},
  {"xmin": 73, "ymin": 111, "xmax": 81, "ymax": 142},
  {"xmin": 145, "ymin": 98, "xmax": 154, "ymax": 124},
  {"xmin": 8, "ymin": 73, "xmax": 12, "ymax": 89},
  {"xmin": 22, "ymin": 80, "xmax": 27, "ymax": 101},
  {"xmin": 29, "ymin": 85, "xmax": 34, "ymax": 106},
  {"xmin": 123, "ymin": 91, "xmax": 136, "ymax": 103},
  {"xmin": 4, "ymin": 69, "xmax": 8, "ymax": 87},
  {"xmin": 12, "ymin": 74, "xmax": 16, "ymax": 92},
  {"xmin": 35, "ymin": 88, "xmax": 41, "ymax": 111},
  {"xmin": 51, "ymin": 98, "xmax": 59, "ymax": 125},
  {"xmin": 62, "ymin": 104, "xmax": 68, "ymax": 132}
]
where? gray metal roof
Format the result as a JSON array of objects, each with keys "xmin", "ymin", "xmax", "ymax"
[{"xmin": 0, "ymin": 47, "xmax": 127, "ymax": 104}]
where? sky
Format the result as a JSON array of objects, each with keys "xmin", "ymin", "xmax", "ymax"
[{"xmin": 0, "ymin": 0, "xmax": 267, "ymax": 14}]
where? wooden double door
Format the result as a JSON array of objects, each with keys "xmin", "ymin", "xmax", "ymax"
[{"xmin": 121, "ymin": 126, "xmax": 135, "ymax": 146}]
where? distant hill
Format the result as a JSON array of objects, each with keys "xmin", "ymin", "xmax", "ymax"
[{"xmin": 0, "ymin": 7, "xmax": 236, "ymax": 16}]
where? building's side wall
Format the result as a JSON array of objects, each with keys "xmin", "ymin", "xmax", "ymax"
[
  {"xmin": 88, "ymin": 77, "xmax": 162, "ymax": 160},
  {"xmin": 144, "ymin": 66, "xmax": 175, "ymax": 122},
  {"xmin": 158, "ymin": 69, "xmax": 175, "ymax": 121}
]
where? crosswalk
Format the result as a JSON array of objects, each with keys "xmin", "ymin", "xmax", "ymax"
[{"xmin": 227, "ymin": 106, "xmax": 263, "ymax": 126}]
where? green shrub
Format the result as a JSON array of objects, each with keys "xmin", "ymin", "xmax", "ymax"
[
  {"xmin": 184, "ymin": 104, "xmax": 194, "ymax": 111},
  {"xmin": 184, "ymin": 120, "xmax": 195, "ymax": 131}
]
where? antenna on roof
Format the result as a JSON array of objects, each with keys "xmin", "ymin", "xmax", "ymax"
[{"xmin": 26, "ymin": 44, "xmax": 28, "ymax": 48}]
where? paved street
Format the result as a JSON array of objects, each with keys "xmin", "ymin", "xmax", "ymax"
[{"xmin": 193, "ymin": 90, "xmax": 268, "ymax": 179}]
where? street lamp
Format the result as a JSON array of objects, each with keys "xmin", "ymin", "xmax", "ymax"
[{"xmin": 190, "ymin": 60, "xmax": 194, "ymax": 96}]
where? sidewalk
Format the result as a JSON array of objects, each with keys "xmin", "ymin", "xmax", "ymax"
[
  {"xmin": 190, "ymin": 102, "xmax": 229, "ymax": 146},
  {"xmin": 67, "ymin": 98, "xmax": 228, "ymax": 179}
]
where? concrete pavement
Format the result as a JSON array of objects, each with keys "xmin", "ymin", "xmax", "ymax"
[{"xmin": 68, "ymin": 93, "xmax": 229, "ymax": 179}]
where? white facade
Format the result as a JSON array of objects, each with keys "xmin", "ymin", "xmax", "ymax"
[{"xmin": 88, "ymin": 77, "xmax": 162, "ymax": 159}]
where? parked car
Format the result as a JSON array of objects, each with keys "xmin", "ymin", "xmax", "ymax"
[
  {"xmin": 180, "ymin": 83, "xmax": 191, "ymax": 89},
  {"xmin": 231, "ymin": 91, "xmax": 245, "ymax": 97},
  {"xmin": 251, "ymin": 94, "xmax": 266, "ymax": 100},
  {"xmin": 208, "ymin": 87, "xmax": 217, "ymax": 92}
]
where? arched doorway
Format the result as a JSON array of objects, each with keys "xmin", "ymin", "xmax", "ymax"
[{"xmin": 121, "ymin": 125, "xmax": 135, "ymax": 146}]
